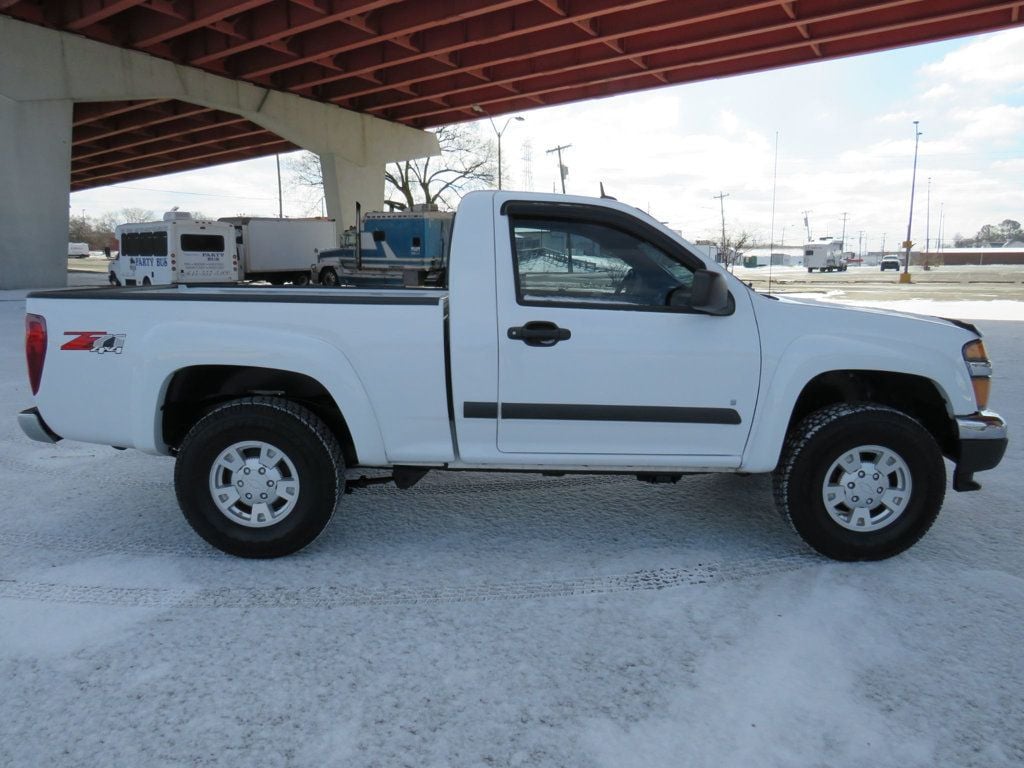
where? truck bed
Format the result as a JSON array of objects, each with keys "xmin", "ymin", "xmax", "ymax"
[{"xmin": 27, "ymin": 284, "xmax": 453, "ymax": 464}]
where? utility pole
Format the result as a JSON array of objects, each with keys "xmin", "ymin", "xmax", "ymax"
[
  {"xmin": 858, "ymin": 231, "xmax": 864, "ymax": 258},
  {"xmin": 925, "ymin": 176, "xmax": 932, "ymax": 253},
  {"xmin": 713, "ymin": 191, "xmax": 729, "ymax": 268},
  {"xmin": 902, "ymin": 120, "xmax": 922, "ymax": 281},
  {"xmin": 276, "ymin": 154, "xmax": 283, "ymax": 218},
  {"xmin": 546, "ymin": 144, "xmax": 572, "ymax": 193},
  {"xmin": 802, "ymin": 210, "xmax": 812, "ymax": 242},
  {"xmin": 840, "ymin": 212, "xmax": 848, "ymax": 251},
  {"xmin": 881, "ymin": 233, "xmax": 886, "ymax": 256},
  {"xmin": 937, "ymin": 202, "xmax": 944, "ymax": 252}
]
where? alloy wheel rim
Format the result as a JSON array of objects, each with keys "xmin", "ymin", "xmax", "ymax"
[
  {"xmin": 821, "ymin": 444, "xmax": 912, "ymax": 532},
  {"xmin": 208, "ymin": 440, "xmax": 301, "ymax": 528}
]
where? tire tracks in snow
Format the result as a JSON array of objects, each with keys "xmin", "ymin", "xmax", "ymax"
[{"xmin": 0, "ymin": 552, "xmax": 820, "ymax": 609}]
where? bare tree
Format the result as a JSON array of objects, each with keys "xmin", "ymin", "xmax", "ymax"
[{"xmin": 286, "ymin": 124, "xmax": 496, "ymax": 214}]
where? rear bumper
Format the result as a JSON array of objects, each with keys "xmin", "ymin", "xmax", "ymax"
[
  {"xmin": 17, "ymin": 407, "xmax": 62, "ymax": 444},
  {"xmin": 952, "ymin": 411, "xmax": 1007, "ymax": 491}
]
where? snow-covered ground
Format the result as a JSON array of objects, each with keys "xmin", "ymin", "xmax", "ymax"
[{"xmin": 1, "ymin": 292, "xmax": 1021, "ymax": 768}]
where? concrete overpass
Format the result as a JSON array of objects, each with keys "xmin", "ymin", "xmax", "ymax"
[{"xmin": 2, "ymin": 1, "xmax": 1022, "ymax": 288}]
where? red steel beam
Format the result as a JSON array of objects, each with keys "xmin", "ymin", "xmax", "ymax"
[
  {"xmin": 73, "ymin": 126, "xmax": 276, "ymax": 174},
  {"xmin": 282, "ymin": 0, "xmax": 743, "ymax": 94},
  {"xmin": 337, "ymin": 0, "xmax": 821, "ymax": 107},
  {"xmin": 64, "ymin": 1, "xmax": 148, "ymax": 31},
  {"xmin": 131, "ymin": 0, "xmax": 272, "ymax": 48},
  {"xmin": 403, "ymin": 1, "xmax": 1023, "ymax": 125},
  {"xmin": 72, "ymin": 136, "xmax": 293, "ymax": 185},
  {"xmin": 186, "ymin": 0, "xmax": 400, "ymax": 66},
  {"xmin": 72, "ymin": 99, "xmax": 169, "ymax": 127},
  {"xmin": 73, "ymin": 103, "xmax": 216, "ymax": 144},
  {"xmin": 355, "ymin": 0, "xmax": 926, "ymax": 114},
  {"xmin": 230, "ymin": 0, "xmax": 528, "ymax": 81},
  {"xmin": 75, "ymin": 115, "xmax": 250, "ymax": 160}
]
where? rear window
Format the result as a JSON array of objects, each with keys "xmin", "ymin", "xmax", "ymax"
[
  {"xmin": 121, "ymin": 231, "xmax": 168, "ymax": 257},
  {"xmin": 180, "ymin": 234, "xmax": 225, "ymax": 252}
]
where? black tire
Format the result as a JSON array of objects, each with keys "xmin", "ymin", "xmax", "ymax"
[
  {"xmin": 142, "ymin": 277, "xmax": 151, "ymax": 286},
  {"xmin": 292, "ymin": 273, "xmax": 311, "ymax": 286},
  {"xmin": 174, "ymin": 396, "xmax": 345, "ymax": 558},
  {"xmin": 320, "ymin": 267, "xmax": 339, "ymax": 287},
  {"xmin": 772, "ymin": 404, "xmax": 945, "ymax": 561}
]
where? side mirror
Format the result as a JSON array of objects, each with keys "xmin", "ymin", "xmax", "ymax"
[{"xmin": 689, "ymin": 269, "xmax": 733, "ymax": 315}]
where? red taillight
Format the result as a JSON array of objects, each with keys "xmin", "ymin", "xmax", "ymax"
[{"xmin": 25, "ymin": 313, "xmax": 47, "ymax": 395}]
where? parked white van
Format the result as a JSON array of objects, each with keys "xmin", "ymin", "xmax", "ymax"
[
  {"xmin": 67, "ymin": 242, "xmax": 90, "ymax": 258},
  {"xmin": 109, "ymin": 212, "xmax": 238, "ymax": 286}
]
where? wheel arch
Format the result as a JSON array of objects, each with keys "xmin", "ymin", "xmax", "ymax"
[
  {"xmin": 743, "ymin": 366, "xmax": 959, "ymax": 472},
  {"xmin": 130, "ymin": 321, "xmax": 387, "ymax": 464},
  {"xmin": 162, "ymin": 365, "xmax": 359, "ymax": 466},
  {"xmin": 785, "ymin": 370, "xmax": 956, "ymax": 454}
]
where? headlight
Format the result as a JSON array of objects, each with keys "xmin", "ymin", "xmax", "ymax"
[{"xmin": 962, "ymin": 339, "xmax": 992, "ymax": 410}]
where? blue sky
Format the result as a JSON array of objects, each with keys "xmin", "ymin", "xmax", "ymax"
[{"xmin": 72, "ymin": 27, "xmax": 1024, "ymax": 251}]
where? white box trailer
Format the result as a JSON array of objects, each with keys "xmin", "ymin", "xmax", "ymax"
[
  {"xmin": 220, "ymin": 217, "xmax": 337, "ymax": 285},
  {"xmin": 804, "ymin": 239, "xmax": 847, "ymax": 273},
  {"xmin": 109, "ymin": 213, "xmax": 238, "ymax": 286}
]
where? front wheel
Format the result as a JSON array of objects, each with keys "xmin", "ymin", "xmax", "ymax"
[
  {"xmin": 320, "ymin": 267, "xmax": 339, "ymax": 286},
  {"xmin": 174, "ymin": 397, "xmax": 345, "ymax": 557},
  {"xmin": 772, "ymin": 404, "xmax": 945, "ymax": 561}
]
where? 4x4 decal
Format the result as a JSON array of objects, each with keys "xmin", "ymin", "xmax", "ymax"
[{"xmin": 61, "ymin": 331, "xmax": 126, "ymax": 354}]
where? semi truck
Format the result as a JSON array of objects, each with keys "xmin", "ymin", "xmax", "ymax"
[
  {"xmin": 19, "ymin": 191, "xmax": 1006, "ymax": 562},
  {"xmin": 220, "ymin": 216, "xmax": 337, "ymax": 285},
  {"xmin": 313, "ymin": 208, "xmax": 453, "ymax": 287}
]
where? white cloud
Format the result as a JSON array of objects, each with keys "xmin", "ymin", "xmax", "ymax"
[
  {"xmin": 953, "ymin": 104, "xmax": 1024, "ymax": 141},
  {"xmin": 920, "ymin": 84, "xmax": 954, "ymax": 101},
  {"xmin": 923, "ymin": 27, "xmax": 1024, "ymax": 85}
]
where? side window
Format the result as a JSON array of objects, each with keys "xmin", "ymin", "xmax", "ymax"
[
  {"xmin": 120, "ymin": 231, "xmax": 167, "ymax": 256},
  {"xmin": 180, "ymin": 234, "xmax": 224, "ymax": 252},
  {"xmin": 510, "ymin": 216, "xmax": 694, "ymax": 309}
]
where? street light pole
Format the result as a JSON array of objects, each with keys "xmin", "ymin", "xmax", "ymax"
[
  {"xmin": 487, "ymin": 116, "xmax": 525, "ymax": 190},
  {"xmin": 902, "ymin": 121, "xmax": 922, "ymax": 282}
]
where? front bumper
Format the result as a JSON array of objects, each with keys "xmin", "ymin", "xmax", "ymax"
[
  {"xmin": 17, "ymin": 407, "xmax": 62, "ymax": 444},
  {"xmin": 953, "ymin": 411, "xmax": 1007, "ymax": 491}
]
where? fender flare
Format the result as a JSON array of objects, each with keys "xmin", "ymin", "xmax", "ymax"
[
  {"xmin": 129, "ymin": 321, "xmax": 387, "ymax": 463},
  {"xmin": 741, "ymin": 334, "xmax": 970, "ymax": 472}
]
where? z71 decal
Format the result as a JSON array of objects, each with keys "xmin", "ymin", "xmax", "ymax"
[{"xmin": 61, "ymin": 331, "xmax": 126, "ymax": 354}]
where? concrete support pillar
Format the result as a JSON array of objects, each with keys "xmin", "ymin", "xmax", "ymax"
[
  {"xmin": 0, "ymin": 98, "xmax": 73, "ymax": 289},
  {"xmin": 319, "ymin": 153, "xmax": 386, "ymax": 232},
  {"xmin": 0, "ymin": 16, "xmax": 437, "ymax": 288}
]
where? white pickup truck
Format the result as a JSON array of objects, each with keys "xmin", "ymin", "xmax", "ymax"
[{"xmin": 19, "ymin": 192, "xmax": 1006, "ymax": 561}]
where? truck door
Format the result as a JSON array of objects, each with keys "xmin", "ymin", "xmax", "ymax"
[{"xmin": 492, "ymin": 200, "xmax": 760, "ymax": 464}]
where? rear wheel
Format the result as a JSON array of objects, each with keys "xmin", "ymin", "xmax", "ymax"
[
  {"xmin": 292, "ymin": 273, "xmax": 311, "ymax": 286},
  {"xmin": 772, "ymin": 404, "xmax": 945, "ymax": 561},
  {"xmin": 320, "ymin": 267, "xmax": 339, "ymax": 286},
  {"xmin": 174, "ymin": 396, "xmax": 345, "ymax": 557}
]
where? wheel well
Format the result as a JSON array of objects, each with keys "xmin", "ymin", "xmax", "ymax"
[
  {"xmin": 162, "ymin": 365, "xmax": 357, "ymax": 465},
  {"xmin": 788, "ymin": 371, "xmax": 956, "ymax": 455}
]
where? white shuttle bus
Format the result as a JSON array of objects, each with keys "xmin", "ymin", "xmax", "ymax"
[{"xmin": 109, "ymin": 212, "xmax": 238, "ymax": 286}]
